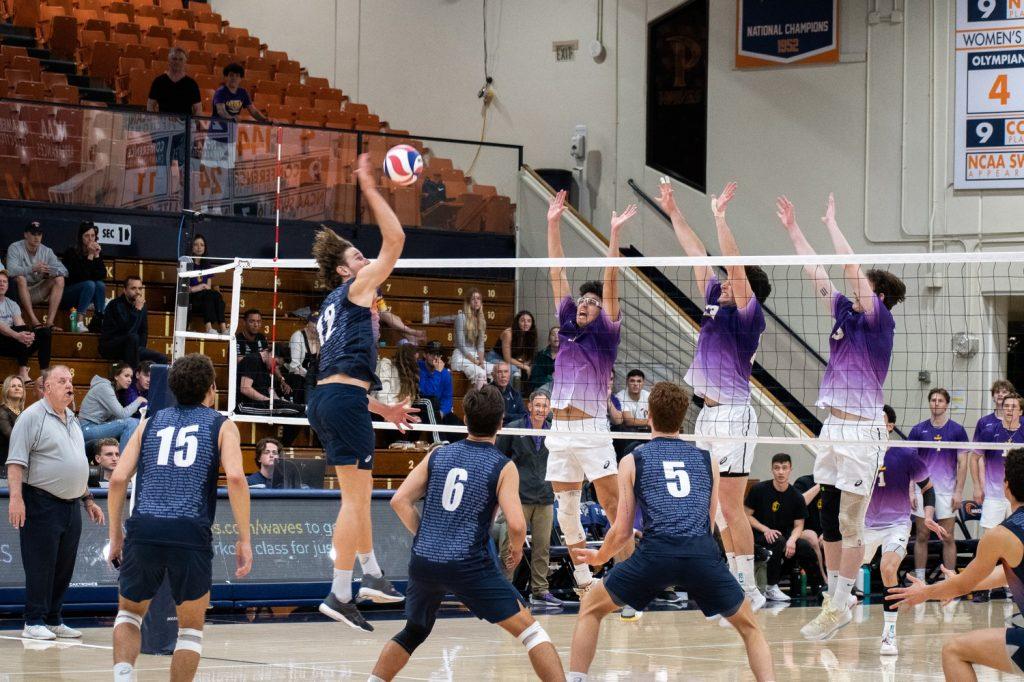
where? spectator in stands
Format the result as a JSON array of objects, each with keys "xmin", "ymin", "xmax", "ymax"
[
  {"xmin": 118, "ymin": 360, "xmax": 152, "ymax": 418},
  {"xmin": 146, "ymin": 46, "xmax": 201, "ymax": 116},
  {"xmin": 0, "ymin": 270, "xmax": 52, "ymax": 385},
  {"xmin": 745, "ymin": 453, "xmax": 823, "ymax": 600},
  {"xmin": 418, "ymin": 340, "xmax": 461, "ymax": 425},
  {"xmin": 487, "ymin": 310, "xmax": 537, "ymax": 383},
  {"xmin": 616, "ymin": 369, "xmax": 651, "ymax": 428},
  {"xmin": 529, "ymin": 326, "xmax": 559, "ymax": 394},
  {"xmin": 492, "ymin": 361, "xmax": 525, "ymax": 425},
  {"xmin": 607, "ymin": 392, "xmax": 624, "ymax": 429},
  {"xmin": 79, "ymin": 363, "xmax": 145, "ymax": 452},
  {"xmin": 91, "ymin": 438, "xmax": 120, "ymax": 487},
  {"xmin": 449, "ymin": 288, "xmax": 490, "ymax": 389},
  {"xmin": 6, "ymin": 365, "xmax": 105, "ymax": 641},
  {"xmin": 238, "ymin": 347, "xmax": 298, "ymax": 409},
  {"xmin": 236, "ymin": 309, "xmax": 291, "ymax": 395},
  {"xmin": 246, "ymin": 437, "xmax": 281, "ymax": 488},
  {"xmin": 496, "ymin": 390, "xmax": 561, "ymax": 607},
  {"xmin": 793, "ymin": 473, "xmax": 828, "ymax": 588},
  {"xmin": 0, "ymin": 374, "xmax": 25, "ymax": 477},
  {"xmin": 99, "ymin": 276, "xmax": 168, "ymax": 368},
  {"xmin": 286, "ymin": 308, "xmax": 319, "ymax": 403},
  {"xmin": 7, "ymin": 221, "xmax": 66, "ymax": 331},
  {"xmin": 60, "ymin": 221, "xmax": 106, "ymax": 333},
  {"xmin": 213, "ymin": 63, "xmax": 268, "ymax": 123},
  {"xmin": 187, "ymin": 234, "xmax": 227, "ymax": 334}
]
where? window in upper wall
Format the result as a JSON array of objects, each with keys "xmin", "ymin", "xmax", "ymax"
[{"xmin": 646, "ymin": 0, "xmax": 709, "ymax": 193}]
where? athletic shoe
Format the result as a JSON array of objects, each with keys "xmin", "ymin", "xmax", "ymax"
[
  {"xmin": 972, "ymin": 590, "xmax": 990, "ymax": 603},
  {"xmin": 654, "ymin": 589, "xmax": 682, "ymax": 604},
  {"xmin": 319, "ymin": 593, "xmax": 374, "ymax": 632},
  {"xmin": 357, "ymin": 574, "xmax": 404, "ymax": 604},
  {"xmin": 764, "ymin": 585, "xmax": 791, "ymax": 602},
  {"xmin": 747, "ymin": 587, "xmax": 767, "ymax": 611},
  {"xmin": 45, "ymin": 624, "xmax": 81, "ymax": 639},
  {"xmin": 73, "ymin": 322, "xmax": 89, "ymax": 334},
  {"xmin": 800, "ymin": 595, "xmax": 855, "ymax": 641},
  {"xmin": 992, "ymin": 587, "xmax": 1008, "ymax": 600},
  {"xmin": 620, "ymin": 606, "xmax": 642, "ymax": 621},
  {"xmin": 21, "ymin": 625, "xmax": 56, "ymax": 640},
  {"xmin": 529, "ymin": 592, "xmax": 563, "ymax": 607},
  {"xmin": 879, "ymin": 628, "xmax": 898, "ymax": 656}
]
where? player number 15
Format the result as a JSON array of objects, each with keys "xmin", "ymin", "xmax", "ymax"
[{"xmin": 663, "ymin": 461, "xmax": 691, "ymax": 498}]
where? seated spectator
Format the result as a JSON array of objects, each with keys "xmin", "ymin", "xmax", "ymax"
[
  {"xmin": 60, "ymin": 221, "xmax": 106, "ymax": 333},
  {"xmin": 529, "ymin": 326, "xmax": 559, "ymax": 394},
  {"xmin": 238, "ymin": 347, "xmax": 299, "ymax": 410},
  {"xmin": 418, "ymin": 340, "xmax": 462, "ymax": 426},
  {"xmin": 237, "ymin": 309, "xmax": 291, "ymax": 395},
  {"xmin": 118, "ymin": 360, "xmax": 152, "ymax": 418},
  {"xmin": 376, "ymin": 290, "xmax": 424, "ymax": 344},
  {"xmin": 486, "ymin": 310, "xmax": 537, "ymax": 383},
  {"xmin": 246, "ymin": 437, "xmax": 281, "ymax": 487},
  {"xmin": 187, "ymin": 234, "xmax": 227, "ymax": 334},
  {"xmin": 79, "ymin": 363, "xmax": 146, "ymax": 452},
  {"xmin": 147, "ymin": 46, "xmax": 201, "ymax": 116},
  {"xmin": 495, "ymin": 390, "xmax": 561, "ymax": 607},
  {"xmin": 0, "ymin": 270, "xmax": 51, "ymax": 384},
  {"xmin": 745, "ymin": 453, "xmax": 823, "ymax": 600},
  {"xmin": 449, "ymin": 288, "xmax": 491, "ymax": 390},
  {"xmin": 213, "ymin": 63, "xmax": 268, "ymax": 123},
  {"xmin": 0, "ymin": 374, "xmax": 25, "ymax": 477},
  {"xmin": 7, "ymin": 221, "xmax": 66, "ymax": 331},
  {"xmin": 286, "ymin": 308, "xmax": 319, "ymax": 404},
  {"xmin": 91, "ymin": 438, "xmax": 120, "ymax": 487},
  {"xmin": 492, "ymin": 362, "xmax": 525, "ymax": 425},
  {"xmin": 100, "ymin": 276, "xmax": 168, "ymax": 368},
  {"xmin": 616, "ymin": 369, "xmax": 651, "ymax": 429}
]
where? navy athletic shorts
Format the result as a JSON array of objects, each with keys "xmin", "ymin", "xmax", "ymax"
[
  {"xmin": 405, "ymin": 559, "xmax": 524, "ymax": 629},
  {"xmin": 118, "ymin": 541, "xmax": 213, "ymax": 605},
  {"xmin": 604, "ymin": 545, "xmax": 743, "ymax": 618},
  {"xmin": 1007, "ymin": 626, "xmax": 1024, "ymax": 674},
  {"xmin": 307, "ymin": 383, "xmax": 374, "ymax": 469}
]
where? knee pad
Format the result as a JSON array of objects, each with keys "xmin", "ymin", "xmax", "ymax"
[
  {"xmin": 392, "ymin": 622, "xmax": 431, "ymax": 655},
  {"xmin": 175, "ymin": 628, "xmax": 203, "ymax": 655},
  {"xmin": 517, "ymin": 622, "xmax": 551, "ymax": 651},
  {"xmin": 715, "ymin": 506, "xmax": 728, "ymax": 531},
  {"xmin": 555, "ymin": 490, "xmax": 585, "ymax": 546},
  {"xmin": 820, "ymin": 485, "xmax": 841, "ymax": 543},
  {"xmin": 838, "ymin": 492, "xmax": 869, "ymax": 548},
  {"xmin": 114, "ymin": 610, "xmax": 142, "ymax": 629}
]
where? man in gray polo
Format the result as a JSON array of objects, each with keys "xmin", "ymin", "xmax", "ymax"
[{"xmin": 6, "ymin": 364, "xmax": 105, "ymax": 640}]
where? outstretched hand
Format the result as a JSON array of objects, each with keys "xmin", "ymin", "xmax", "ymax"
[
  {"xmin": 925, "ymin": 516, "xmax": 950, "ymax": 540},
  {"xmin": 547, "ymin": 189, "xmax": 568, "ymax": 223},
  {"xmin": 885, "ymin": 574, "xmax": 929, "ymax": 608},
  {"xmin": 654, "ymin": 176, "xmax": 679, "ymax": 215},
  {"xmin": 570, "ymin": 547, "xmax": 603, "ymax": 567},
  {"xmin": 610, "ymin": 204, "xmax": 638, "ymax": 234},
  {"xmin": 711, "ymin": 181, "xmax": 737, "ymax": 218},
  {"xmin": 382, "ymin": 399, "xmax": 421, "ymax": 432},
  {"xmin": 775, "ymin": 196, "xmax": 797, "ymax": 230},
  {"xmin": 821, "ymin": 192, "xmax": 837, "ymax": 228}
]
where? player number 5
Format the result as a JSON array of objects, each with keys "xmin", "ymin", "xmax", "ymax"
[
  {"xmin": 156, "ymin": 424, "xmax": 200, "ymax": 468},
  {"xmin": 442, "ymin": 467, "xmax": 468, "ymax": 511},
  {"xmin": 663, "ymin": 461, "xmax": 691, "ymax": 498}
]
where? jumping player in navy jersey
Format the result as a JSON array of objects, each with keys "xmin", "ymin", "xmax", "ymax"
[
  {"xmin": 566, "ymin": 382, "xmax": 774, "ymax": 682},
  {"xmin": 308, "ymin": 154, "xmax": 419, "ymax": 631},
  {"xmin": 367, "ymin": 385, "xmax": 565, "ymax": 681},
  {"xmin": 889, "ymin": 448, "xmax": 1024, "ymax": 679},
  {"xmin": 106, "ymin": 354, "xmax": 252, "ymax": 682}
]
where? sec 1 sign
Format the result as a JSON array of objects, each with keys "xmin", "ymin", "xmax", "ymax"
[
  {"xmin": 955, "ymin": 0, "xmax": 1024, "ymax": 189},
  {"xmin": 95, "ymin": 222, "xmax": 132, "ymax": 245}
]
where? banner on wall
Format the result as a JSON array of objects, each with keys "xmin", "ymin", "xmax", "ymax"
[
  {"xmin": 953, "ymin": 0, "xmax": 1024, "ymax": 189},
  {"xmin": 735, "ymin": 0, "xmax": 839, "ymax": 68}
]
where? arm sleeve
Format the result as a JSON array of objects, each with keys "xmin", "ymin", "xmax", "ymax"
[
  {"xmin": 5, "ymin": 408, "xmax": 35, "ymax": 467},
  {"xmin": 831, "ymin": 291, "xmax": 853, "ymax": 321},
  {"xmin": 288, "ymin": 331, "xmax": 306, "ymax": 373},
  {"xmin": 93, "ymin": 383, "xmax": 134, "ymax": 421}
]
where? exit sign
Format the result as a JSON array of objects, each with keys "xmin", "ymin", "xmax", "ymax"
[{"xmin": 553, "ymin": 40, "xmax": 578, "ymax": 62}]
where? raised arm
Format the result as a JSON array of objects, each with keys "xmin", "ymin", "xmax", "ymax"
[
  {"xmin": 655, "ymin": 177, "xmax": 712, "ymax": 294},
  {"xmin": 820, "ymin": 193, "xmax": 875, "ymax": 314},
  {"xmin": 776, "ymin": 196, "xmax": 835, "ymax": 308},
  {"xmin": 711, "ymin": 182, "xmax": 753, "ymax": 308},
  {"xmin": 602, "ymin": 204, "xmax": 637, "ymax": 322},
  {"xmin": 546, "ymin": 190, "xmax": 571, "ymax": 302},
  {"xmin": 349, "ymin": 154, "xmax": 406, "ymax": 303}
]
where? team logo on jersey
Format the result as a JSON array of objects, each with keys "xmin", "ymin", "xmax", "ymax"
[
  {"xmin": 603, "ymin": 460, "xmax": 610, "ymax": 469},
  {"xmin": 831, "ymin": 327, "xmax": 845, "ymax": 341},
  {"xmin": 771, "ymin": 501, "xmax": 780, "ymax": 512},
  {"xmin": 854, "ymin": 479, "xmax": 863, "ymax": 487},
  {"xmin": 704, "ymin": 304, "xmax": 720, "ymax": 319},
  {"xmin": 720, "ymin": 456, "xmax": 728, "ymax": 465}
]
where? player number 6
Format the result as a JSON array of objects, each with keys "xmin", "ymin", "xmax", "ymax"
[
  {"xmin": 662, "ymin": 461, "xmax": 691, "ymax": 498},
  {"xmin": 442, "ymin": 467, "xmax": 468, "ymax": 511}
]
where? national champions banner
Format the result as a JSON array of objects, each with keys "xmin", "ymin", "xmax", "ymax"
[{"xmin": 736, "ymin": 0, "xmax": 840, "ymax": 68}]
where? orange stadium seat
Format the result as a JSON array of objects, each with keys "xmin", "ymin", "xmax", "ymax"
[
  {"xmin": 160, "ymin": 0, "xmax": 185, "ymax": 12},
  {"xmin": 0, "ymin": 79, "xmax": 10, "ymax": 99},
  {"xmin": 194, "ymin": 17, "xmax": 219, "ymax": 35},
  {"xmin": 105, "ymin": 2, "xmax": 133, "ymax": 24},
  {"xmin": 134, "ymin": 5, "xmax": 164, "ymax": 23},
  {"xmin": 142, "ymin": 34, "xmax": 168, "ymax": 50},
  {"xmin": 145, "ymin": 24, "xmax": 172, "ymax": 44},
  {"xmin": 305, "ymin": 76, "xmax": 329, "ymax": 90},
  {"xmin": 12, "ymin": 0, "xmax": 40, "ymax": 29},
  {"xmin": 112, "ymin": 22, "xmax": 142, "ymax": 45},
  {"xmin": 133, "ymin": 15, "xmax": 160, "ymax": 33},
  {"xmin": 88, "ymin": 41, "xmax": 122, "ymax": 87},
  {"xmin": 12, "ymin": 56, "xmax": 41, "ymax": 81},
  {"xmin": 48, "ymin": 83, "xmax": 79, "ymax": 104},
  {"xmin": 203, "ymin": 32, "xmax": 230, "ymax": 52},
  {"xmin": 222, "ymin": 26, "xmax": 248, "ymax": 41},
  {"xmin": 168, "ymin": 8, "xmax": 195, "ymax": 28},
  {"xmin": 294, "ymin": 107, "xmax": 324, "ymax": 127},
  {"xmin": 123, "ymin": 42, "xmax": 152, "ymax": 66},
  {"xmin": 324, "ymin": 110, "xmax": 355, "ymax": 130},
  {"xmin": 194, "ymin": 72, "xmax": 220, "ymax": 91},
  {"xmin": 162, "ymin": 17, "xmax": 187, "ymax": 33},
  {"xmin": 266, "ymin": 103, "xmax": 294, "ymax": 123},
  {"xmin": 273, "ymin": 71, "xmax": 299, "ymax": 85},
  {"xmin": 4, "ymin": 68, "xmax": 33, "ymax": 86},
  {"xmin": 46, "ymin": 15, "xmax": 78, "ymax": 60},
  {"xmin": 41, "ymin": 71, "xmax": 67, "ymax": 89},
  {"xmin": 127, "ymin": 67, "xmax": 154, "ymax": 105},
  {"xmin": 15, "ymin": 81, "xmax": 48, "ymax": 101}
]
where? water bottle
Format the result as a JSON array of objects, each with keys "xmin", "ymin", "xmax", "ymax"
[
  {"xmin": 799, "ymin": 570, "xmax": 808, "ymax": 597},
  {"xmin": 69, "ymin": 307, "xmax": 77, "ymax": 331},
  {"xmin": 857, "ymin": 564, "xmax": 871, "ymax": 596},
  {"xmin": 422, "ymin": 300, "xmax": 430, "ymax": 324}
]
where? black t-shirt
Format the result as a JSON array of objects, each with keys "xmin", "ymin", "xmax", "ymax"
[
  {"xmin": 147, "ymin": 74, "xmax": 201, "ymax": 115},
  {"xmin": 793, "ymin": 474, "xmax": 822, "ymax": 534},
  {"xmin": 744, "ymin": 480, "xmax": 808, "ymax": 538},
  {"xmin": 238, "ymin": 354, "xmax": 271, "ymax": 401},
  {"xmin": 236, "ymin": 332, "xmax": 269, "ymax": 357}
]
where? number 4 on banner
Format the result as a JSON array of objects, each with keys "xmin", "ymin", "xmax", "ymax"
[{"xmin": 990, "ymin": 74, "xmax": 1010, "ymax": 107}]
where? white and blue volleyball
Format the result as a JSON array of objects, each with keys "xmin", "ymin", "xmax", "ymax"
[{"xmin": 383, "ymin": 144, "xmax": 423, "ymax": 186}]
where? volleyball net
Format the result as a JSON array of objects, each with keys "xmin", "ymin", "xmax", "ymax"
[{"xmin": 172, "ymin": 250, "xmax": 1024, "ymax": 454}]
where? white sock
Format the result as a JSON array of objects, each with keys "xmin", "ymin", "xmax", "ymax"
[
  {"xmin": 573, "ymin": 563, "xmax": 593, "ymax": 585},
  {"xmin": 368, "ymin": 676, "xmax": 386, "ymax": 682},
  {"xmin": 915, "ymin": 568, "xmax": 926, "ymax": 581},
  {"xmin": 726, "ymin": 552, "xmax": 737, "ymax": 577},
  {"xmin": 567, "ymin": 673, "xmax": 589, "ymax": 682},
  {"xmin": 358, "ymin": 551, "xmax": 383, "ymax": 579},
  {"xmin": 113, "ymin": 662, "xmax": 134, "ymax": 681},
  {"xmin": 884, "ymin": 610, "xmax": 898, "ymax": 627},
  {"xmin": 832, "ymin": 576, "xmax": 855, "ymax": 608},
  {"xmin": 736, "ymin": 554, "xmax": 756, "ymax": 592},
  {"xmin": 826, "ymin": 570, "xmax": 839, "ymax": 596},
  {"xmin": 332, "ymin": 568, "xmax": 353, "ymax": 602}
]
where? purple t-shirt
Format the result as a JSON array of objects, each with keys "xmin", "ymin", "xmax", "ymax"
[
  {"xmin": 684, "ymin": 276, "xmax": 765, "ymax": 405},
  {"xmin": 816, "ymin": 292, "xmax": 894, "ymax": 419},
  {"xmin": 975, "ymin": 420, "xmax": 1024, "ymax": 498},
  {"xmin": 907, "ymin": 418, "xmax": 969, "ymax": 495},
  {"xmin": 865, "ymin": 447, "xmax": 928, "ymax": 529},
  {"xmin": 550, "ymin": 295, "xmax": 621, "ymax": 418},
  {"xmin": 212, "ymin": 86, "xmax": 252, "ymax": 119},
  {"xmin": 974, "ymin": 412, "xmax": 1001, "ymax": 441}
]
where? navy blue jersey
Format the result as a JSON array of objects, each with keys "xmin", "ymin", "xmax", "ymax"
[
  {"xmin": 1001, "ymin": 507, "xmax": 1024, "ymax": 616},
  {"xmin": 316, "ymin": 280, "xmax": 380, "ymax": 389},
  {"xmin": 127, "ymin": 406, "xmax": 226, "ymax": 549},
  {"xmin": 412, "ymin": 440, "xmax": 508, "ymax": 569},
  {"xmin": 633, "ymin": 437, "xmax": 716, "ymax": 554}
]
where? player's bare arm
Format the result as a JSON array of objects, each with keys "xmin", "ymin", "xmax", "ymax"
[
  {"xmin": 820, "ymin": 193, "xmax": 876, "ymax": 316},
  {"xmin": 391, "ymin": 454, "xmax": 431, "ymax": 534},
  {"xmin": 573, "ymin": 456, "xmax": 637, "ymax": 566},
  {"xmin": 546, "ymin": 189, "xmax": 571, "ymax": 302},
  {"xmin": 107, "ymin": 418, "xmax": 147, "ymax": 566},
  {"xmin": 775, "ymin": 196, "xmax": 834, "ymax": 307},
  {"xmin": 220, "ymin": 419, "xmax": 253, "ymax": 578},
  {"xmin": 349, "ymin": 153, "xmax": 406, "ymax": 306},
  {"xmin": 497, "ymin": 462, "xmax": 526, "ymax": 570},
  {"xmin": 656, "ymin": 176, "xmax": 712, "ymax": 294},
  {"xmin": 712, "ymin": 181, "xmax": 754, "ymax": 307},
  {"xmin": 602, "ymin": 204, "xmax": 636, "ymax": 322}
]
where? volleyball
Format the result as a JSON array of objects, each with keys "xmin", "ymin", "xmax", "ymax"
[{"xmin": 383, "ymin": 145, "xmax": 423, "ymax": 186}]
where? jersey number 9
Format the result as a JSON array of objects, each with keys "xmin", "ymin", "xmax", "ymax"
[{"xmin": 156, "ymin": 424, "xmax": 200, "ymax": 468}]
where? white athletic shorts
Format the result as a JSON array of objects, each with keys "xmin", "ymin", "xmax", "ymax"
[
  {"xmin": 813, "ymin": 413, "xmax": 886, "ymax": 496},
  {"xmin": 912, "ymin": 488, "xmax": 955, "ymax": 520},
  {"xmin": 545, "ymin": 417, "xmax": 617, "ymax": 483},
  {"xmin": 695, "ymin": 402, "xmax": 757, "ymax": 475},
  {"xmin": 862, "ymin": 523, "xmax": 911, "ymax": 563},
  {"xmin": 981, "ymin": 495, "xmax": 1011, "ymax": 529}
]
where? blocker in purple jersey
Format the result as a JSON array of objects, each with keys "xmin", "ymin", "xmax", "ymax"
[
  {"xmin": 862, "ymin": 447, "xmax": 927, "ymax": 562},
  {"xmin": 549, "ymin": 295, "xmax": 620, "ymax": 419}
]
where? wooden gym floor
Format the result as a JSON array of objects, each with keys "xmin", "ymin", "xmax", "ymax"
[{"xmin": 0, "ymin": 599, "xmax": 1020, "ymax": 680}]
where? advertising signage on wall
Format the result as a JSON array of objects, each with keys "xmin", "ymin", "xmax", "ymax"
[
  {"xmin": 735, "ymin": 0, "xmax": 839, "ymax": 68},
  {"xmin": 954, "ymin": 0, "xmax": 1024, "ymax": 189}
]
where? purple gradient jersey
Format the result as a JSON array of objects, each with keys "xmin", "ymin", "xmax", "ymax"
[
  {"xmin": 816, "ymin": 292, "xmax": 895, "ymax": 419},
  {"xmin": 974, "ymin": 412, "xmax": 1001, "ymax": 441},
  {"xmin": 907, "ymin": 418, "xmax": 969, "ymax": 495},
  {"xmin": 974, "ymin": 420, "xmax": 1024, "ymax": 498},
  {"xmin": 550, "ymin": 294, "xmax": 621, "ymax": 418},
  {"xmin": 684, "ymin": 276, "xmax": 765, "ymax": 404},
  {"xmin": 865, "ymin": 447, "xmax": 928, "ymax": 529}
]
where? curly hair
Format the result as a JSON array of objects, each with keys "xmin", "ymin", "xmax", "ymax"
[
  {"xmin": 312, "ymin": 226, "xmax": 355, "ymax": 289},
  {"xmin": 168, "ymin": 353, "xmax": 215, "ymax": 406},
  {"xmin": 866, "ymin": 269, "xmax": 907, "ymax": 310},
  {"xmin": 393, "ymin": 344, "xmax": 420, "ymax": 403}
]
